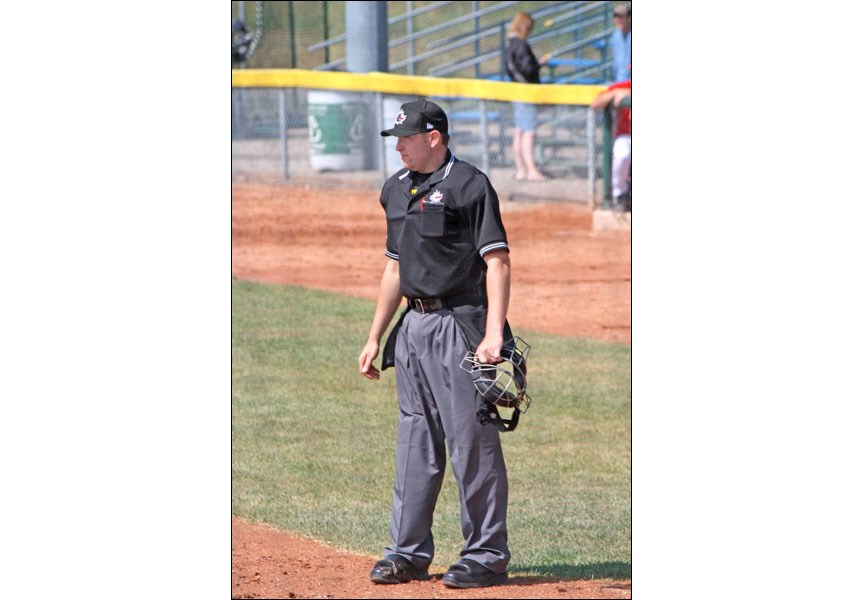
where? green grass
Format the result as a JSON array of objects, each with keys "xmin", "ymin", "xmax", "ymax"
[{"xmin": 232, "ymin": 280, "xmax": 630, "ymax": 580}]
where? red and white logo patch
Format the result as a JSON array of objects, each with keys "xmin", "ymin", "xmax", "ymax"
[
  {"xmin": 428, "ymin": 190, "xmax": 444, "ymax": 204},
  {"xmin": 394, "ymin": 110, "xmax": 407, "ymax": 126}
]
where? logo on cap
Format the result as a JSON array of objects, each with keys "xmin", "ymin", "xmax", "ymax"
[{"xmin": 395, "ymin": 110, "xmax": 407, "ymax": 126}]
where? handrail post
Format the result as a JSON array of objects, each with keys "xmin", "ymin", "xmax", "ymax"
[
  {"xmin": 323, "ymin": 2, "xmax": 329, "ymax": 64},
  {"xmin": 473, "ymin": 1, "xmax": 481, "ymax": 78},
  {"xmin": 407, "ymin": 1, "xmax": 415, "ymax": 75},
  {"xmin": 499, "ymin": 22, "xmax": 507, "ymax": 79}
]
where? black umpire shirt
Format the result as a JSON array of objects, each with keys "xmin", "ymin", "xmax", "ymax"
[{"xmin": 379, "ymin": 150, "xmax": 509, "ymax": 300}]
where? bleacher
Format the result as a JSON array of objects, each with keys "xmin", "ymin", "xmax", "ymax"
[
  {"xmin": 410, "ymin": 2, "xmax": 616, "ymax": 174},
  {"xmin": 233, "ymin": 1, "xmax": 625, "ymax": 202}
]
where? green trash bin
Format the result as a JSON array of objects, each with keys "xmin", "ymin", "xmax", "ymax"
[{"xmin": 307, "ymin": 90, "xmax": 367, "ymax": 171}]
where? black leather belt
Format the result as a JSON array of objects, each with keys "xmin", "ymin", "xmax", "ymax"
[
  {"xmin": 407, "ymin": 293, "xmax": 485, "ymax": 314},
  {"xmin": 408, "ymin": 298, "xmax": 445, "ymax": 313}
]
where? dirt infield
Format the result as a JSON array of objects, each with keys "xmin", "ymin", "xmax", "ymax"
[
  {"xmin": 231, "ymin": 183, "xmax": 631, "ymax": 343},
  {"xmin": 232, "ymin": 516, "xmax": 632, "ymax": 599},
  {"xmin": 231, "ymin": 182, "xmax": 631, "ymax": 599}
]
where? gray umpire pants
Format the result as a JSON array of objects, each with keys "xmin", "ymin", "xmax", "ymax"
[{"xmin": 386, "ymin": 307, "xmax": 510, "ymax": 574}]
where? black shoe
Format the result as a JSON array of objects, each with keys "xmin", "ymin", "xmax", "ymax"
[
  {"xmin": 369, "ymin": 554, "xmax": 430, "ymax": 584},
  {"xmin": 442, "ymin": 558, "xmax": 508, "ymax": 588}
]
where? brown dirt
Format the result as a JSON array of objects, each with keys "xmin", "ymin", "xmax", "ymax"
[
  {"xmin": 232, "ymin": 516, "xmax": 631, "ymax": 599},
  {"xmin": 231, "ymin": 183, "xmax": 631, "ymax": 344},
  {"xmin": 231, "ymin": 182, "xmax": 631, "ymax": 599}
]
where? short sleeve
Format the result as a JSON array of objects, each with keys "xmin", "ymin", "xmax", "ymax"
[
  {"xmin": 380, "ymin": 185, "xmax": 401, "ymax": 260},
  {"xmin": 470, "ymin": 175, "xmax": 509, "ymax": 257}
]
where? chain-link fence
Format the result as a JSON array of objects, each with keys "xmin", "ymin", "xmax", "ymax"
[{"xmin": 232, "ymin": 86, "xmax": 605, "ymax": 205}]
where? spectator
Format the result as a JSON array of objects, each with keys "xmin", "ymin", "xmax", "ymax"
[
  {"xmin": 591, "ymin": 80, "xmax": 631, "ymax": 210},
  {"xmin": 232, "ymin": 18, "xmax": 255, "ymax": 66},
  {"xmin": 610, "ymin": 5, "xmax": 631, "ymax": 83},
  {"xmin": 505, "ymin": 11, "xmax": 549, "ymax": 181}
]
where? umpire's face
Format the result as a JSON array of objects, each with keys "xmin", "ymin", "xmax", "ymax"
[{"xmin": 395, "ymin": 131, "xmax": 438, "ymax": 173}]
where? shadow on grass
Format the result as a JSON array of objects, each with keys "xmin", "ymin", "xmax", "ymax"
[{"xmin": 510, "ymin": 561, "xmax": 631, "ymax": 582}]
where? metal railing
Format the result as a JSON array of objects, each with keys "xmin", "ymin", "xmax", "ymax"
[
  {"xmin": 427, "ymin": 1, "xmax": 612, "ymax": 80},
  {"xmin": 311, "ymin": 1, "xmax": 522, "ymax": 73}
]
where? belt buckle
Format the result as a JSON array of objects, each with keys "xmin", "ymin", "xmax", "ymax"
[{"xmin": 411, "ymin": 298, "xmax": 440, "ymax": 313}]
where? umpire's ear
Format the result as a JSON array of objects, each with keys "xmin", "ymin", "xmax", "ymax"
[{"xmin": 428, "ymin": 129, "xmax": 444, "ymax": 149}]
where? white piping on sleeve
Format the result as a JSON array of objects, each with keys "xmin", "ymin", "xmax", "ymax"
[{"xmin": 479, "ymin": 241, "xmax": 509, "ymax": 256}]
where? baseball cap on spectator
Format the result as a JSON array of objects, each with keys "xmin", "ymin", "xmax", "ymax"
[
  {"xmin": 380, "ymin": 100, "xmax": 449, "ymax": 137},
  {"xmin": 613, "ymin": 6, "xmax": 630, "ymax": 17}
]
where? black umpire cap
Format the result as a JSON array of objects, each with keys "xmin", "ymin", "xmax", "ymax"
[{"xmin": 380, "ymin": 100, "xmax": 449, "ymax": 137}]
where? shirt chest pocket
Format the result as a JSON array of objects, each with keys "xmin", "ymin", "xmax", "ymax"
[{"xmin": 420, "ymin": 201, "xmax": 446, "ymax": 237}]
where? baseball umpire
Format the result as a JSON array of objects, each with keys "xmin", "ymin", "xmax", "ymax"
[{"xmin": 358, "ymin": 99, "xmax": 514, "ymax": 589}]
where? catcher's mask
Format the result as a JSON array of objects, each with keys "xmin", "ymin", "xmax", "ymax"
[{"xmin": 460, "ymin": 336, "xmax": 532, "ymax": 432}]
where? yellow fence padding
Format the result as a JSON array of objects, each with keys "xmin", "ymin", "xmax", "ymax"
[{"xmin": 231, "ymin": 68, "xmax": 605, "ymax": 106}]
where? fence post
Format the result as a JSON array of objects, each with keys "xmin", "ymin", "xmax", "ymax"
[
  {"xmin": 588, "ymin": 107, "xmax": 596, "ymax": 207},
  {"xmin": 280, "ymin": 88, "xmax": 289, "ymax": 179},
  {"xmin": 377, "ymin": 93, "xmax": 388, "ymax": 183},
  {"xmin": 602, "ymin": 96, "xmax": 630, "ymax": 207},
  {"xmin": 479, "ymin": 99, "xmax": 490, "ymax": 174},
  {"xmin": 347, "ymin": 2, "xmax": 389, "ymax": 72},
  {"xmin": 289, "ymin": 1, "xmax": 297, "ymax": 68},
  {"xmin": 602, "ymin": 104, "xmax": 613, "ymax": 207}
]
